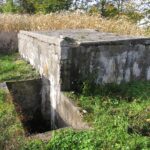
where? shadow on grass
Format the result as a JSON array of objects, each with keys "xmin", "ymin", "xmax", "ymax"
[{"xmin": 79, "ymin": 80, "xmax": 150, "ymax": 102}]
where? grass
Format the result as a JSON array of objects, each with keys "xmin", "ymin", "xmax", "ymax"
[
  {"xmin": 0, "ymin": 53, "xmax": 39, "ymax": 82},
  {"xmin": 0, "ymin": 53, "xmax": 40, "ymax": 149},
  {"xmin": 53, "ymin": 81, "xmax": 150, "ymax": 150},
  {"xmin": 0, "ymin": 89, "xmax": 25, "ymax": 150},
  {"xmin": 0, "ymin": 13, "xmax": 148, "ymax": 36}
]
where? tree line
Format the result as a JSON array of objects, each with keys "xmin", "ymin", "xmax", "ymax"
[
  {"xmin": 0, "ymin": 0, "xmax": 149, "ymax": 22},
  {"xmin": 0, "ymin": 0, "xmax": 72, "ymax": 13}
]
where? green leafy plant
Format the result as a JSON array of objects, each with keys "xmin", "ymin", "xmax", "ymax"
[{"xmin": 22, "ymin": 139, "xmax": 45, "ymax": 150}]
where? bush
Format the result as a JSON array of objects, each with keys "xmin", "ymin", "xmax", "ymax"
[
  {"xmin": 2, "ymin": 0, "xmax": 21, "ymax": 13},
  {"xmin": 22, "ymin": 139, "xmax": 45, "ymax": 150},
  {"xmin": 46, "ymin": 129, "xmax": 99, "ymax": 150}
]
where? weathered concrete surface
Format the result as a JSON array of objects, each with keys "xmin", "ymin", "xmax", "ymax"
[
  {"xmin": 18, "ymin": 29, "xmax": 150, "ymax": 129},
  {"xmin": 6, "ymin": 79, "xmax": 42, "ymax": 121},
  {"xmin": 0, "ymin": 32, "xmax": 18, "ymax": 53},
  {"xmin": 69, "ymin": 40, "xmax": 150, "ymax": 90},
  {"xmin": 41, "ymin": 77, "xmax": 51, "ymax": 125},
  {"xmin": 6, "ymin": 78, "xmax": 87, "ymax": 132},
  {"xmin": 57, "ymin": 93, "xmax": 89, "ymax": 129},
  {"xmin": 0, "ymin": 82, "xmax": 8, "ymax": 91},
  {"xmin": 18, "ymin": 31, "xmax": 61, "ymax": 129}
]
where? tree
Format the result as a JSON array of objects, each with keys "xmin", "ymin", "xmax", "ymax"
[
  {"xmin": 138, "ymin": 0, "xmax": 150, "ymax": 28},
  {"xmin": 44, "ymin": 0, "xmax": 72, "ymax": 13},
  {"xmin": 140, "ymin": 0, "xmax": 150, "ymax": 14},
  {"xmin": 2, "ymin": 0, "xmax": 21, "ymax": 13},
  {"xmin": 122, "ymin": 0, "xmax": 144, "ymax": 23},
  {"xmin": 92, "ymin": 0, "xmax": 119, "ymax": 17},
  {"xmin": 19, "ymin": 0, "xmax": 35, "ymax": 13},
  {"xmin": 18, "ymin": 0, "xmax": 73, "ymax": 13},
  {"xmin": 99, "ymin": 0, "xmax": 107, "ymax": 16},
  {"xmin": 76, "ymin": 0, "xmax": 121, "ymax": 16},
  {"xmin": 111, "ymin": 0, "xmax": 126, "ymax": 12}
]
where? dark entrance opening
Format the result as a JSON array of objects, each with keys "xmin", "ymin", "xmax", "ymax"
[
  {"xmin": 6, "ymin": 78, "xmax": 89, "ymax": 137},
  {"xmin": 21, "ymin": 109, "xmax": 51, "ymax": 135},
  {"xmin": 6, "ymin": 79, "xmax": 52, "ymax": 136}
]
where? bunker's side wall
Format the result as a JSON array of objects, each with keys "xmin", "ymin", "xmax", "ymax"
[
  {"xmin": 18, "ymin": 31, "xmax": 61, "ymax": 129},
  {"xmin": 0, "ymin": 32, "xmax": 18, "ymax": 53},
  {"xmin": 61, "ymin": 39, "xmax": 150, "ymax": 90}
]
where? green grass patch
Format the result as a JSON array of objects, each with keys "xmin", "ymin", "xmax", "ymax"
[
  {"xmin": 0, "ymin": 89, "xmax": 25, "ymax": 150},
  {"xmin": 0, "ymin": 53, "xmax": 40, "ymax": 149},
  {"xmin": 0, "ymin": 53, "xmax": 39, "ymax": 82},
  {"xmin": 58, "ymin": 81, "xmax": 150, "ymax": 150}
]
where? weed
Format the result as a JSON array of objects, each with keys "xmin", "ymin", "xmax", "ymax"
[
  {"xmin": 56, "ymin": 81, "xmax": 150, "ymax": 149},
  {"xmin": 0, "ymin": 53, "xmax": 39, "ymax": 82},
  {"xmin": 0, "ymin": 89, "xmax": 25, "ymax": 150},
  {"xmin": 0, "ymin": 13, "xmax": 148, "ymax": 36},
  {"xmin": 21, "ymin": 139, "xmax": 46, "ymax": 150}
]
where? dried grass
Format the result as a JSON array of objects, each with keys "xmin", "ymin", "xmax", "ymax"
[{"xmin": 0, "ymin": 12, "xmax": 147, "ymax": 36}]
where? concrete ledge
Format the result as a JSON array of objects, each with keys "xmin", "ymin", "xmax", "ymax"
[
  {"xmin": 19, "ymin": 31, "xmax": 62, "ymax": 45},
  {"xmin": 57, "ymin": 92, "xmax": 89, "ymax": 129}
]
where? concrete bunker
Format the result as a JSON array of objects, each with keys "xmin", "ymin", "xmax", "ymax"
[{"xmin": 17, "ymin": 29, "xmax": 150, "ymax": 135}]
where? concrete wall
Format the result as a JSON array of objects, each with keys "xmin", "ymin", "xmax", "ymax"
[
  {"xmin": 0, "ymin": 32, "xmax": 18, "ymax": 53},
  {"xmin": 7, "ymin": 79, "xmax": 42, "ymax": 119},
  {"xmin": 57, "ymin": 93, "xmax": 89, "ymax": 129},
  {"xmin": 18, "ymin": 31, "xmax": 61, "ymax": 129},
  {"xmin": 18, "ymin": 29, "xmax": 150, "ymax": 129},
  {"xmin": 66, "ymin": 39, "xmax": 150, "ymax": 90}
]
